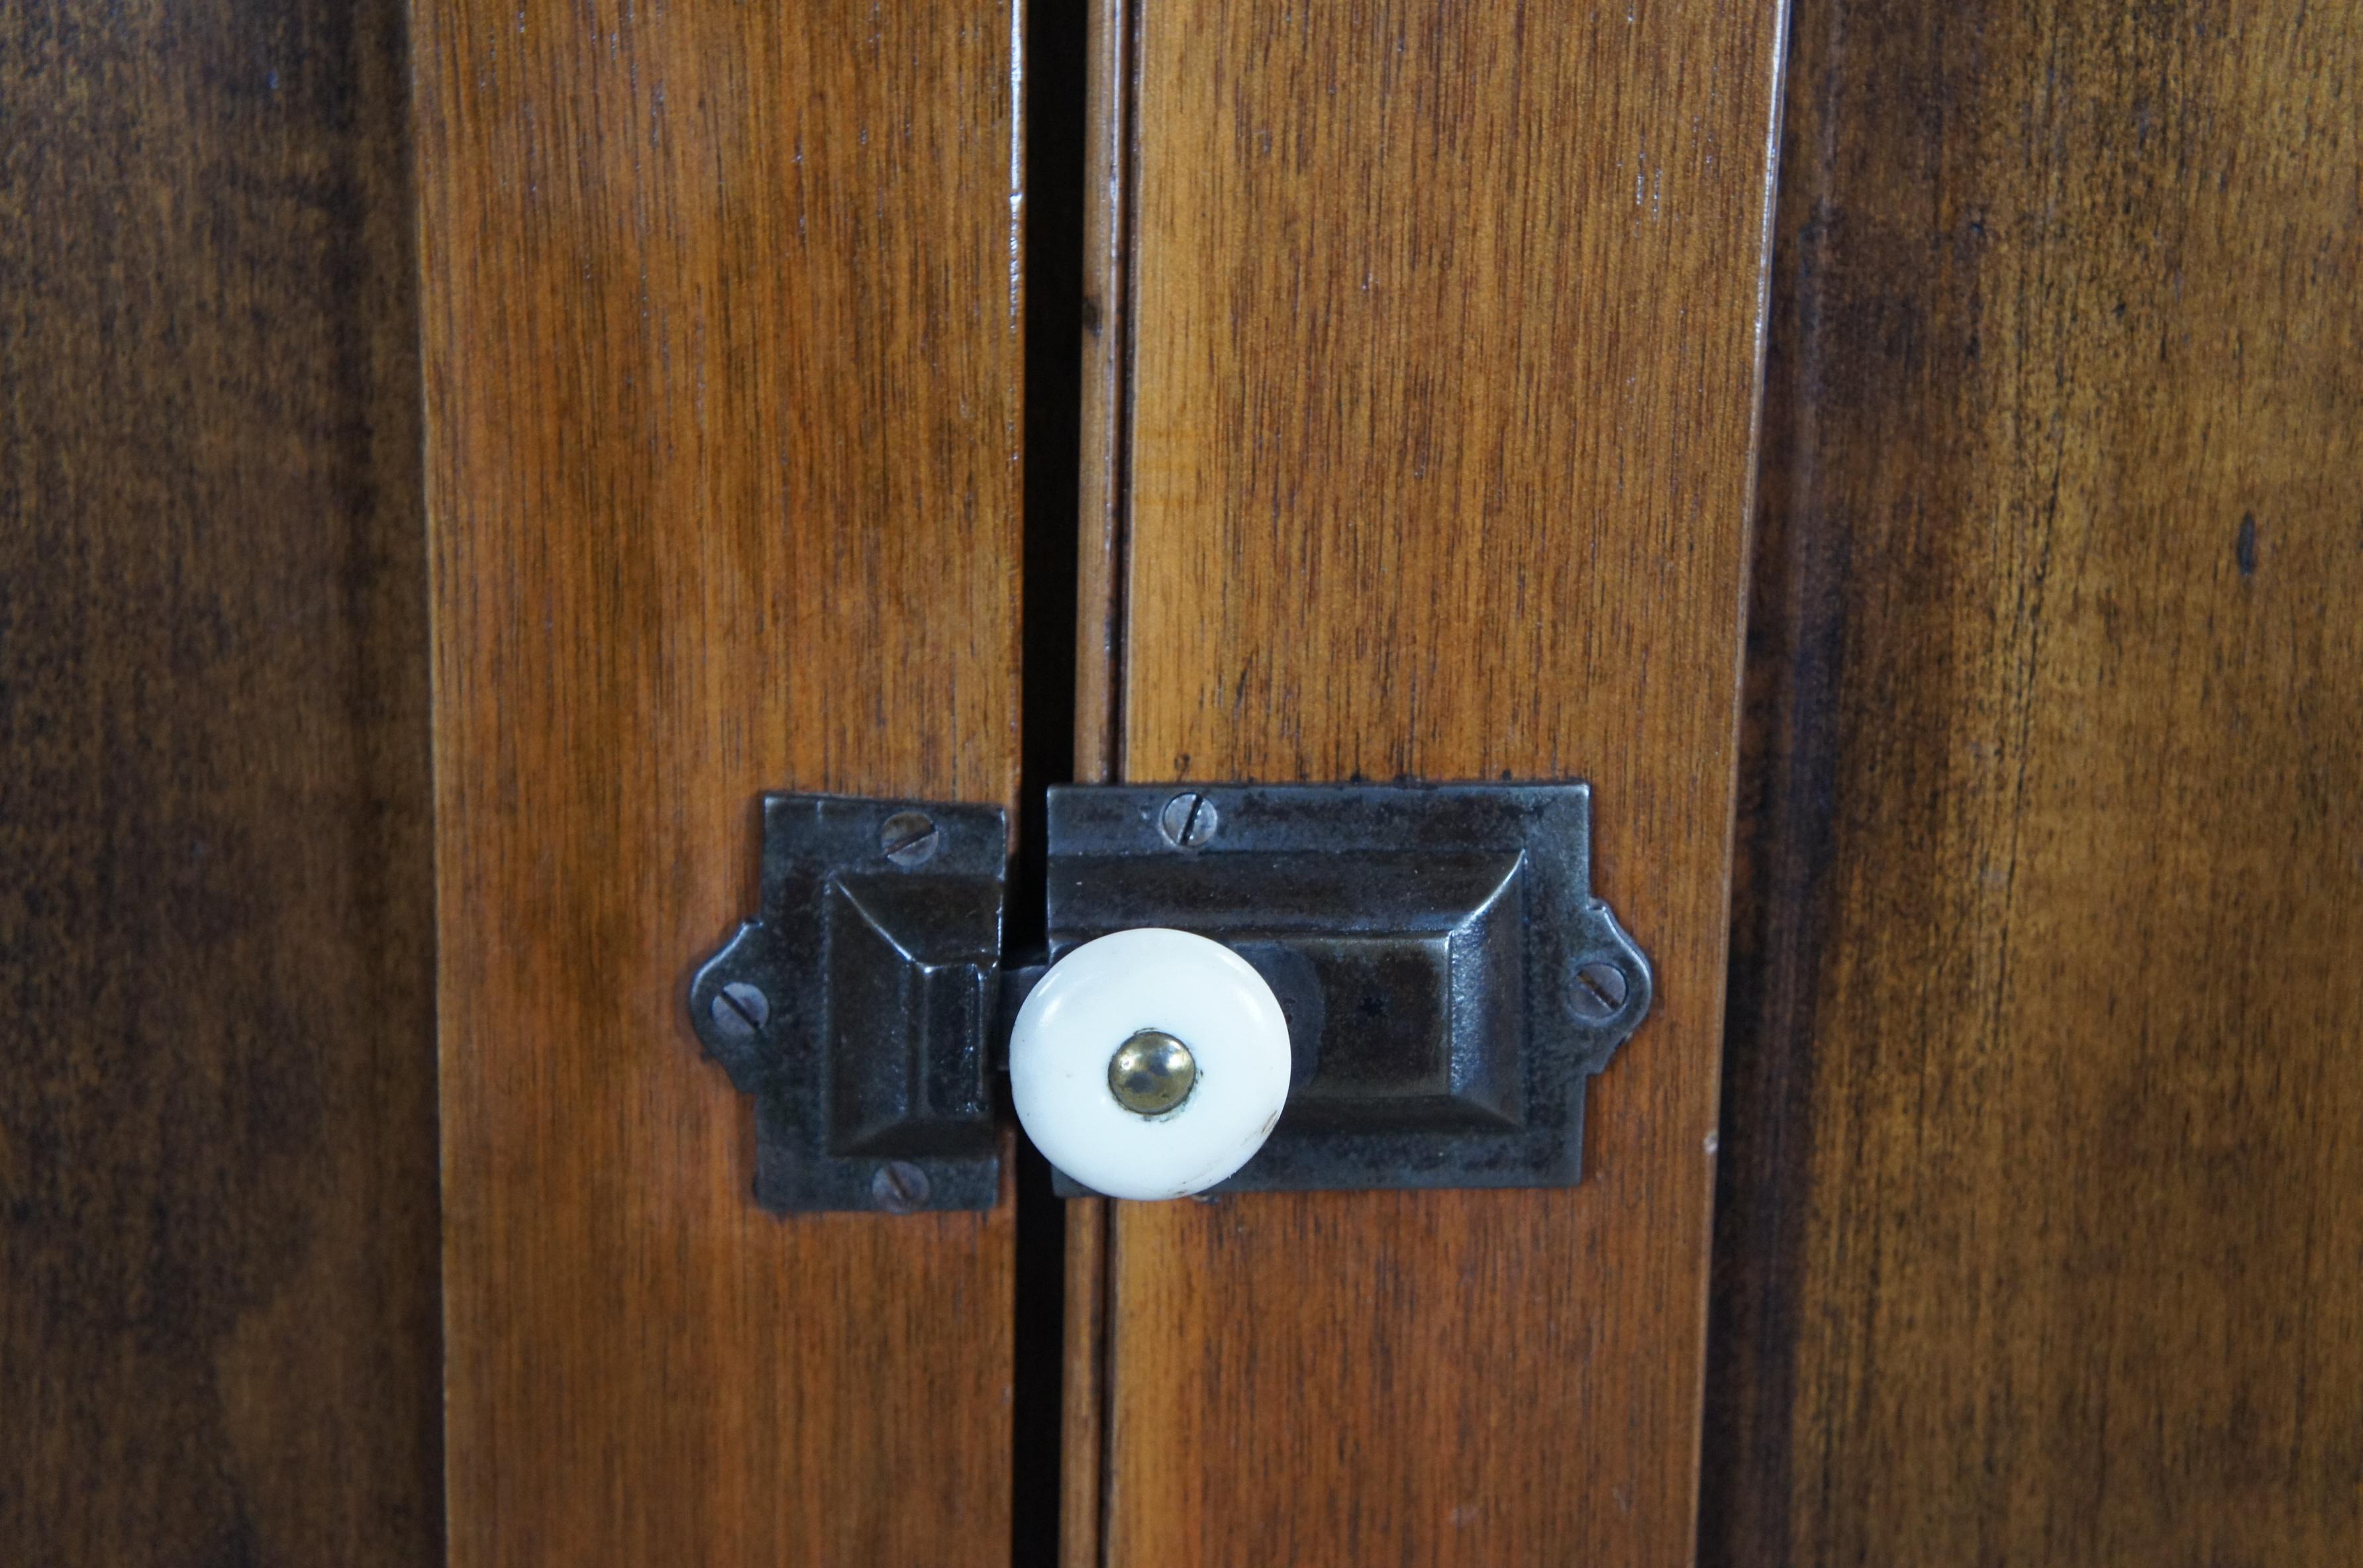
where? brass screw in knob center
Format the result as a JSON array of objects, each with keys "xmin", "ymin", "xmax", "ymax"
[{"xmin": 1107, "ymin": 1030, "xmax": 1197, "ymax": 1116}]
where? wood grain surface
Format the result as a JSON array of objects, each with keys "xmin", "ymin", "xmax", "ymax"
[
  {"xmin": 1703, "ymin": 1, "xmax": 2363, "ymax": 1563},
  {"xmin": 0, "ymin": 1, "xmax": 442, "ymax": 1561},
  {"xmin": 1099, "ymin": 1, "xmax": 1787, "ymax": 1562},
  {"xmin": 1062, "ymin": 0, "xmax": 1132, "ymax": 1559},
  {"xmin": 415, "ymin": 1, "xmax": 1027, "ymax": 1561},
  {"xmin": 1072, "ymin": 0, "xmax": 1134, "ymax": 782}
]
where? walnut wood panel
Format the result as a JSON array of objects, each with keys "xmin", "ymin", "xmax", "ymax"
[
  {"xmin": 415, "ymin": 2, "xmax": 1025, "ymax": 1561},
  {"xmin": 1703, "ymin": 1, "xmax": 2363, "ymax": 1563},
  {"xmin": 1101, "ymin": 1, "xmax": 1787, "ymax": 1562},
  {"xmin": 0, "ymin": 1, "xmax": 440, "ymax": 1561}
]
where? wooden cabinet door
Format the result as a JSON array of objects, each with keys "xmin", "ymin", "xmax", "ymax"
[
  {"xmin": 1063, "ymin": 3, "xmax": 1787, "ymax": 1563},
  {"xmin": 415, "ymin": 2, "xmax": 1030, "ymax": 1561}
]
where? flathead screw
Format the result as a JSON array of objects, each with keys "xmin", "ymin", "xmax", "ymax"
[
  {"xmin": 872, "ymin": 1161, "xmax": 931, "ymax": 1212},
  {"xmin": 1158, "ymin": 791, "xmax": 1220, "ymax": 849},
  {"xmin": 1570, "ymin": 961, "xmax": 1631, "ymax": 1021},
  {"xmin": 880, "ymin": 810, "xmax": 940, "ymax": 867},
  {"xmin": 709, "ymin": 981, "xmax": 770, "ymax": 1041}
]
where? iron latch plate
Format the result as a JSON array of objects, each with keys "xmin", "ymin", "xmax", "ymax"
[
  {"xmin": 688, "ymin": 783, "xmax": 1651, "ymax": 1212},
  {"xmin": 689, "ymin": 795, "xmax": 1008, "ymax": 1213},
  {"xmin": 1044, "ymin": 783, "xmax": 1650, "ymax": 1195}
]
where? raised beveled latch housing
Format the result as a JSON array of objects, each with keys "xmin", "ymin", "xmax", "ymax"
[{"xmin": 688, "ymin": 784, "xmax": 1652, "ymax": 1212}]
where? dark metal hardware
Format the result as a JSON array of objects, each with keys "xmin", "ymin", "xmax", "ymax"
[
  {"xmin": 1043, "ymin": 783, "xmax": 1650, "ymax": 1195},
  {"xmin": 689, "ymin": 783, "xmax": 1652, "ymax": 1212},
  {"xmin": 689, "ymin": 796, "xmax": 1009, "ymax": 1213}
]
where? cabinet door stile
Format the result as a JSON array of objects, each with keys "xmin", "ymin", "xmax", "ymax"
[
  {"xmin": 0, "ymin": 1, "xmax": 440, "ymax": 1558},
  {"xmin": 416, "ymin": 4, "xmax": 1028, "ymax": 1561},
  {"xmin": 1703, "ymin": 1, "xmax": 2363, "ymax": 1561},
  {"xmin": 1095, "ymin": 1, "xmax": 1787, "ymax": 1562}
]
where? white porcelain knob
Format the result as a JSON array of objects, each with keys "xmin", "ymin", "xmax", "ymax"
[{"xmin": 1009, "ymin": 928, "xmax": 1293, "ymax": 1199}]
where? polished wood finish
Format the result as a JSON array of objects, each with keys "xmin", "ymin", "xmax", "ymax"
[
  {"xmin": 415, "ymin": 1, "xmax": 1026, "ymax": 1560},
  {"xmin": 0, "ymin": 1, "xmax": 441, "ymax": 1559},
  {"xmin": 1061, "ymin": 1, "xmax": 1131, "ymax": 1559},
  {"xmin": 1099, "ymin": 1, "xmax": 1786, "ymax": 1561},
  {"xmin": 1072, "ymin": 0, "xmax": 1134, "ymax": 784},
  {"xmin": 1704, "ymin": 1, "xmax": 2363, "ymax": 1562}
]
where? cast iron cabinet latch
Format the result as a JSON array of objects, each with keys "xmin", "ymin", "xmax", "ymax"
[{"xmin": 688, "ymin": 783, "xmax": 1652, "ymax": 1212}]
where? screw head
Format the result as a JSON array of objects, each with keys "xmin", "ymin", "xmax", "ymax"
[
  {"xmin": 1570, "ymin": 961, "xmax": 1631, "ymax": 1021},
  {"xmin": 880, "ymin": 810, "xmax": 940, "ymax": 867},
  {"xmin": 709, "ymin": 981, "xmax": 770, "ymax": 1041},
  {"xmin": 1157, "ymin": 792, "xmax": 1220, "ymax": 849},
  {"xmin": 1107, "ymin": 1029, "xmax": 1199, "ymax": 1116},
  {"xmin": 872, "ymin": 1161, "xmax": 931, "ymax": 1212}
]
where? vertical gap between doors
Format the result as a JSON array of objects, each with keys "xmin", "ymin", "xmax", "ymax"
[{"xmin": 1011, "ymin": 0, "xmax": 1090, "ymax": 1558}]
